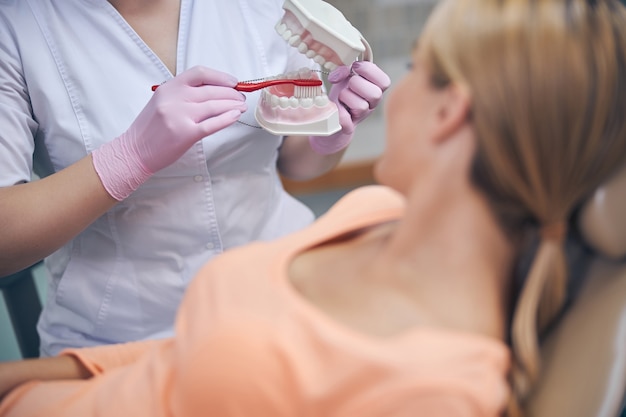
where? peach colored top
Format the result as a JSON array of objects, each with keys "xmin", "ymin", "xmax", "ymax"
[{"xmin": 0, "ymin": 186, "xmax": 510, "ymax": 417}]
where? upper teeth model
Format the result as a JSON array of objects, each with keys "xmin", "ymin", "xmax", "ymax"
[{"xmin": 255, "ymin": 0, "xmax": 373, "ymax": 137}]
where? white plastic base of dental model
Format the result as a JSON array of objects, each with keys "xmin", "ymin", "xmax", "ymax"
[
  {"xmin": 280, "ymin": 0, "xmax": 373, "ymax": 67},
  {"xmin": 255, "ymin": 105, "xmax": 342, "ymax": 137}
]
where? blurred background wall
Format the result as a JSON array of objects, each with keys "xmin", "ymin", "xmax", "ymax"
[{"xmin": 328, "ymin": 0, "xmax": 436, "ymax": 61}]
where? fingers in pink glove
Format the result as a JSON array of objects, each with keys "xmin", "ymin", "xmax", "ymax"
[
  {"xmin": 337, "ymin": 62, "xmax": 391, "ymax": 122},
  {"xmin": 195, "ymin": 105, "xmax": 245, "ymax": 137},
  {"xmin": 181, "ymin": 92, "xmax": 249, "ymax": 124},
  {"xmin": 93, "ymin": 66, "xmax": 247, "ymax": 201},
  {"xmin": 351, "ymin": 61, "xmax": 392, "ymax": 91},
  {"xmin": 130, "ymin": 91, "xmax": 248, "ymax": 174},
  {"xmin": 336, "ymin": 86, "xmax": 370, "ymax": 121},
  {"xmin": 328, "ymin": 61, "xmax": 391, "ymax": 91},
  {"xmin": 172, "ymin": 65, "xmax": 240, "ymax": 88},
  {"xmin": 307, "ymin": 61, "xmax": 391, "ymax": 155}
]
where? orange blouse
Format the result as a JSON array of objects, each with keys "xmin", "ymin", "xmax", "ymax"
[{"xmin": 0, "ymin": 186, "xmax": 510, "ymax": 417}]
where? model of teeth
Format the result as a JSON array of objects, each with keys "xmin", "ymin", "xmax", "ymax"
[
  {"xmin": 256, "ymin": 68, "xmax": 341, "ymax": 136},
  {"xmin": 255, "ymin": 0, "xmax": 373, "ymax": 137}
]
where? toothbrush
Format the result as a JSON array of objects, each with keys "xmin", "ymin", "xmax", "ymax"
[
  {"xmin": 234, "ymin": 78, "xmax": 322, "ymax": 92},
  {"xmin": 150, "ymin": 78, "xmax": 322, "ymax": 92}
]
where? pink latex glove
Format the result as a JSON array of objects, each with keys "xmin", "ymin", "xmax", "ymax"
[
  {"xmin": 308, "ymin": 61, "xmax": 391, "ymax": 155},
  {"xmin": 92, "ymin": 66, "xmax": 247, "ymax": 201}
]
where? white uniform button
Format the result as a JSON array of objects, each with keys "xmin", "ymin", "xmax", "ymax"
[
  {"xmin": 205, "ymin": 242, "xmax": 215, "ymax": 250},
  {"xmin": 193, "ymin": 175, "xmax": 204, "ymax": 182}
]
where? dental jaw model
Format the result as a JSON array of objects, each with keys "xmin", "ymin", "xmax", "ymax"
[
  {"xmin": 255, "ymin": 0, "xmax": 373, "ymax": 136},
  {"xmin": 278, "ymin": 0, "xmax": 373, "ymax": 70}
]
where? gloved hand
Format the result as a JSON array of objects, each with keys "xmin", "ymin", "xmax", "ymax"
[
  {"xmin": 308, "ymin": 61, "xmax": 391, "ymax": 155},
  {"xmin": 92, "ymin": 66, "xmax": 248, "ymax": 201}
]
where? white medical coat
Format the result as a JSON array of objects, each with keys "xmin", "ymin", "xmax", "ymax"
[{"xmin": 0, "ymin": 0, "xmax": 316, "ymax": 355}]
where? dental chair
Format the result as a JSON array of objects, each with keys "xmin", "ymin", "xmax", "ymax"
[
  {"xmin": 0, "ymin": 262, "xmax": 42, "ymax": 359},
  {"xmin": 526, "ymin": 163, "xmax": 626, "ymax": 417}
]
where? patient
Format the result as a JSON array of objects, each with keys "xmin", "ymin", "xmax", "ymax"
[{"xmin": 0, "ymin": 0, "xmax": 625, "ymax": 415}]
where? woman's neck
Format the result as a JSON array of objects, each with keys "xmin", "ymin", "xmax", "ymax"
[{"xmin": 375, "ymin": 176, "xmax": 515, "ymax": 340}]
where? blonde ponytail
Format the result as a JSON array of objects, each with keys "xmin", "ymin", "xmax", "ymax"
[{"xmin": 508, "ymin": 225, "xmax": 568, "ymax": 415}]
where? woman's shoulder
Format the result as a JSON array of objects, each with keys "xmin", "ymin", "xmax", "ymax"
[
  {"xmin": 320, "ymin": 185, "xmax": 406, "ymax": 222},
  {"xmin": 279, "ymin": 185, "xmax": 405, "ymax": 250}
]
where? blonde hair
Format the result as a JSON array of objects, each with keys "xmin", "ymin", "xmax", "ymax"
[{"xmin": 422, "ymin": 0, "xmax": 626, "ymax": 414}]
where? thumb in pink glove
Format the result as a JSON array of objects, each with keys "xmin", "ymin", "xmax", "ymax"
[
  {"xmin": 308, "ymin": 61, "xmax": 391, "ymax": 155},
  {"xmin": 92, "ymin": 65, "xmax": 248, "ymax": 201}
]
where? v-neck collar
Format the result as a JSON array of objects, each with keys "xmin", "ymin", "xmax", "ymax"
[{"xmin": 95, "ymin": 0, "xmax": 192, "ymax": 78}]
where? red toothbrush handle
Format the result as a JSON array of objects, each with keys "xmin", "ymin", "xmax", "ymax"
[
  {"xmin": 151, "ymin": 78, "xmax": 322, "ymax": 92},
  {"xmin": 235, "ymin": 79, "xmax": 322, "ymax": 92}
]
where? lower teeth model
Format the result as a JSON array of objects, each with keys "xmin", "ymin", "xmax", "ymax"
[{"xmin": 254, "ymin": 0, "xmax": 374, "ymax": 137}]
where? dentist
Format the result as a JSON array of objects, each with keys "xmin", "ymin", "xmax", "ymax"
[{"xmin": 0, "ymin": 0, "xmax": 390, "ymax": 356}]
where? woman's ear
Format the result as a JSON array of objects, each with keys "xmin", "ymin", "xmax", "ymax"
[{"xmin": 432, "ymin": 84, "xmax": 471, "ymax": 144}]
